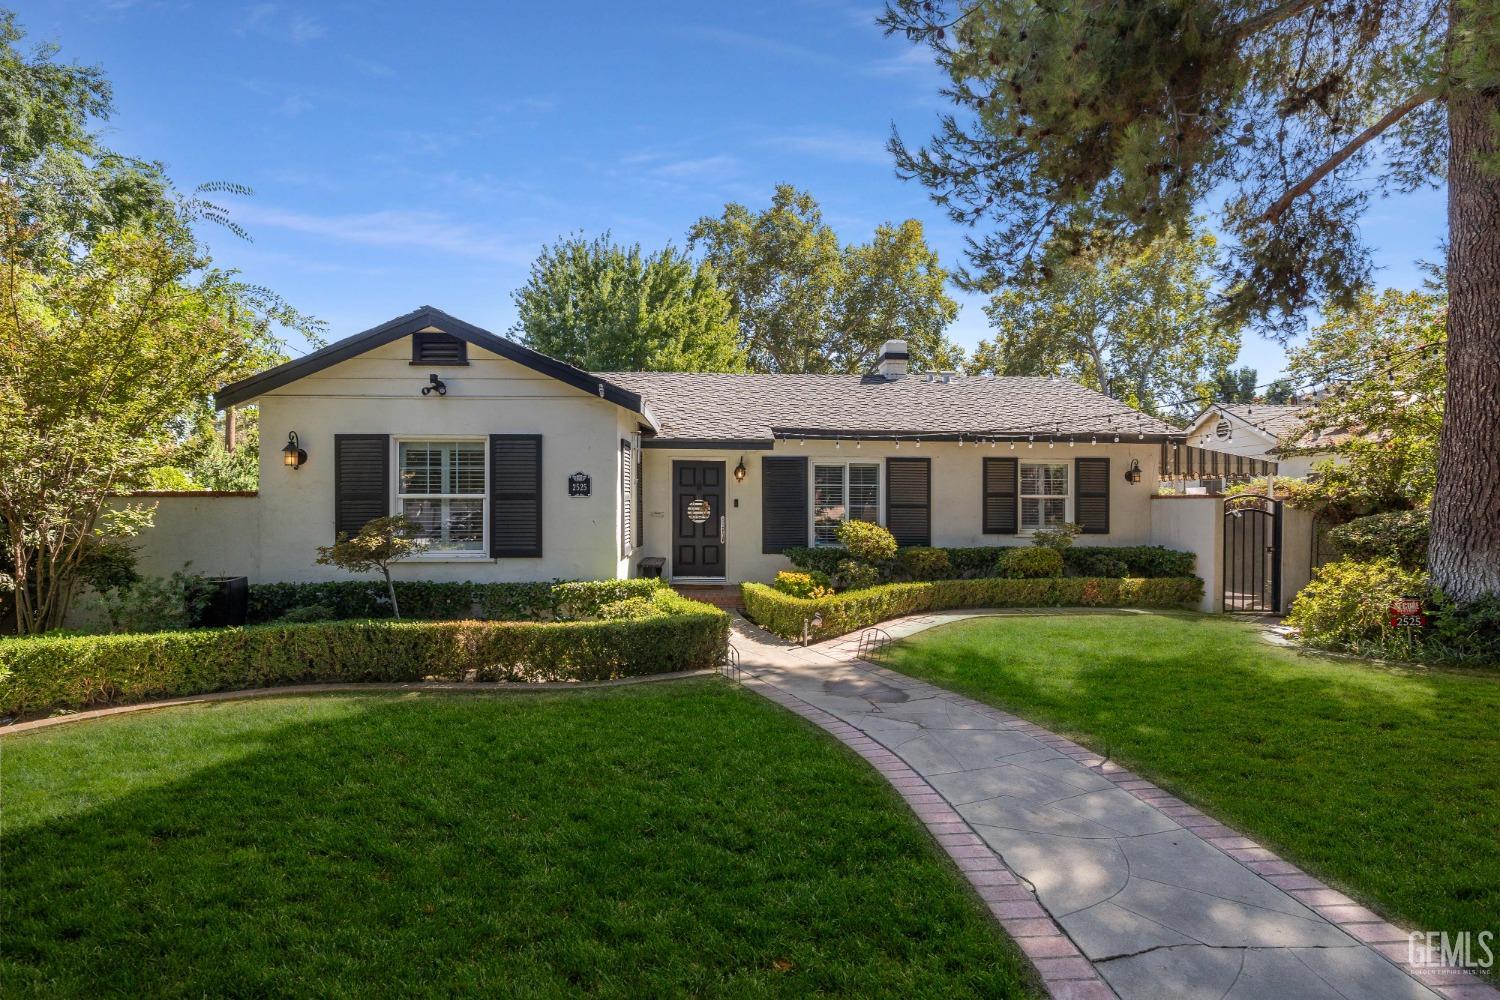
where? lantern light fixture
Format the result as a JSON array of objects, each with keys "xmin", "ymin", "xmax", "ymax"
[
  {"xmin": 733, "ymin": 456, "xmax": 747, "ymax": 483},
  {"xmin": 1123, "ymin": 459, "xmax": 1143, "ymax": 485},
  {"xmin": 282, "ymin": 431, "xmax": 307, "ymax": 470}
]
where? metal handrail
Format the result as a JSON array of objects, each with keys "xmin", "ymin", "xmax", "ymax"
[{"xmin": 855, "ymin": 627, "xmax": 894, "ymax": 661}]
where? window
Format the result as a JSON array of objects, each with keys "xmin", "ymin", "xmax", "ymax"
[
  {"xmin": 397, "ymin": 440, "xmax": 485, "ymax": 554},
  {"xmin": 813, "ymin": 463, "xmax": 879, "ymax": 546},
  {"xmin": 1020, "ymin": 462, "xmax": 1070, "ymax": 531}
]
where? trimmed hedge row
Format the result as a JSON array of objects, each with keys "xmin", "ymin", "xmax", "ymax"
[
  {"xmin": 247, "ymin": 579, "xmax": 664, "ymax": 623},
  {"xmin": 783, "ymin": 544, "xmax": 1195, "ymax": 580},
  {"xmin": 742, "ymin": 577, "xmax": 1204, "ymax": 642},
  {"xmin": 0, "ymin": 591, "xmax": 729, "ymax": 716}
]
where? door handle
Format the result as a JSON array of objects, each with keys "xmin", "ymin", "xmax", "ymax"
[{"xmin": 719, "ymin": 514, "xmax": 726, "ymax": 544}]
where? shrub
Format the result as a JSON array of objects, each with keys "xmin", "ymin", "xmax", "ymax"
[
  {"xmin": 1063, "ymin": 545, "xmax": 1195, "ymax": 579},
  {"xmin": 782, "ymin": 546, "xmax": 846, "ymax": 576},
  {"xmin": 893, "ymin": 546, "xmax": 952, "ymax": 581},
  {"xmin": 996, "ymin": 547, "xmax": 1064, "ymax": 579},
  {"xmin": 790, "ymin": 542, "xmax": 1194, "ymax": 581},
  {"xmin": 836, "ymin": 520, "xmax": 898, "ymax": 564},
  {"xmin": 945, "ymin": 547, "xmax": 1007, "ymax": 578},
  {"xmin": 773, "ymin": 571, "xmax": 833, "ymax": 599},
  {"xmin": 1286, "ymin": 558, "xmax": 1428, "ymax": 658},
  {"xmin": 0, "ymin": 591, "xmax": 730, "ymax": 715},
  {"xmin": 103, "ymin": 569, "xmax": 212, "ymax": 634},
  {"xmin": 245, "ymin": 579, "xmax": 663, "ymax": 624},
  {"xmin": 1423, "ymin": 591, "xmax": 1500, "ymax": 665},
  {"xmin": 835, "ymin": 559, "xmax": 884, "ymax": 590},
  {"xmin": 596, "ymin": 596, "xmax": 665, "ymax": 620},
  {"xmin": 277, "ymin": 604, "xmax": 336, "ymax": 624},
  {"xmin": 1062, "ymin": 549, "xmax": 1129, "ymax": 578},
  {"xmin": 1327, "ymin": 510, "xmax": 1429, "ymax": 569},
  {"xmin": 1031, "ymin": 523, "xmax": 1082, "ymax": 550},
  {"xmin": 741, "ymin": 576, "xmax": 1204, "ymax": 642}
]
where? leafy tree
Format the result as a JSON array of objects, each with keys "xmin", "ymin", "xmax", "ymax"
[
  {"xmin": 881, "ymin": 0, "xmax": 1500, "ymax": 601},
  {"xmin": 965, "ymin": 225, "xmax": 1237, "ymax": 415},
  {"xmin": 689, "ymin": 185, "xmax": 962, "ymax": 373},
  {"xmin": 315, "ymin": 515, "xmax": 420, "ymax": 619},
  {"xmin": 1212, "ymin": 367, "xmax": 1261, "ymax": 404},
  {"xmin": 512, "ymin": 233, "xmax": 745, "ymax": 372},
  {"xmin": 1264, "ymin": 379, "xmax": 1297, "ymax": 405}
]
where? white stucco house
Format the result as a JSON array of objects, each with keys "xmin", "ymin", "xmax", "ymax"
[{"xmin": 1184, "ymin": 403, "xmax": 1348, "ymax": 479}]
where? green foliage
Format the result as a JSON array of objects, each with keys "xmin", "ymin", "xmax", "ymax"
[
  {"xmin": 276, "ymin": 603, "xmax": 336, "ymax": 624},
  {"xmin": 511, "ymin": 232, "xmax": 745, "ymax": 372},
  {"xmin": 0, "ymin": 593, "xmax": 730, "ymax": 715},
  {"xmin": 102, "ymin": 569, "xmax": 211, "ymax": 634},
  {"xmin": 1060, "ymin": 548, "xmax": 1129, "ymax": 579},
  {"xmin": 967, "ymin": 225, "xmax": 1239, "ymax": 416},
  {"xmin": 836, "ymin": 519, "xmax": 898, "ymax": 564},
  {"xmin": 892, "ymin": 546, "xmax": 951, "ymax": 581},
  {"xmin": 996, "ymin": 546, "xmax": 1064, "ymax": 579},
  {"xmin": 787, "ymin": 543, "xmax": 1194, "ymax": 580},
  {"xmin": 834, "ymin": 559, "xmax": 884, "ymax": 590},
  {"xmin": 742, "ymin": 577, "xmax": 1203, "ymax": 642},
  {"xmin": 246, "ymin": 578, "xmax": 666, "ymax": 625},
  {"xmin": 772, "ymin": 571, "xmax": 834, "ymax": 599},
  {"xmin": 1287, "ymin": 559, "xmax": 1430, "ymax": 660},
  {"xmin": 1030, "ymin": 522, "xmax": 1081, "ymax": 551},
  {"xmin": 596, "ymin": 596, "xmax": 668, "ymax": 621},
  {"xmin": 688, "ymin": 185, "xmax": 962, "ymax": 373},
  {"xmin": 315, "ymin": 515, "xmax": 420, "ymax": 618},
  {"xmin": 1328, "ymin": 510, "xmax": 1430, "ymax": 570},
  {"xmin": 782, "ymin": 546, "xmax": 846, "ymax": 576}
]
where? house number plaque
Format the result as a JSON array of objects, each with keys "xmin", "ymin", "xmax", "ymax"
[
  {"xmin": 686, "ymin": 498, "xmax": 711, "ymax": 524},
  {"xmin": 568, "ymin": 472, "xmax": 591, "ymax": 497}
]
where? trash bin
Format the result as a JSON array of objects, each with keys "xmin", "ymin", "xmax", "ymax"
[
  {"xmin": 637, "ymin": 557, "xmax": 666, "ymax": 580},
  {"xmin": 198, "ymin": 576, "xmax": 249, "ymax": 627}
]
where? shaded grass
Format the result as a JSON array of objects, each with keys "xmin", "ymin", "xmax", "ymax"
[
  {"xmin": 876, "ymin": 612, "xmax": 1500, "ymax": 947},
  {"xmin": 1, "ymin": 681, "xmax": 1037, "ymax": 998}
]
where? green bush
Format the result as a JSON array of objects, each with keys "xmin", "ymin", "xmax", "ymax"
[
  {"xmin": 772, "ymin": 570, "xmax": 833, "ymax": 599},
  {"xmin": 1031, "ymin": 523, "xmax": 1082, "ymax": 550},
  {"xmin": 1327, "ymin": 510, "xmax": 1429, "ymax": 569},
  {"xmin": 1423, "ymin": 591, "xmax": 1500, "ymax": 665},
  {"xmin": 1062, "ymin": 549, "xmax": 1130, "ymax": 578},
  {"xmin": 1286, "ymin": 558, "xmax": 1428, "ymax": 659},
  {"xmin": 741, "ymin": 576, "xmax": 1204, "ymax": 642},
  {"xmin": 277, "ymin": 604, "xmax": 336, "ymax": 624},
  {"xmin": 781, "ymin": 546, "xmax": 846, "ymax": 576},
  {"xmin": 836, "ymin": 520, "xmax": 898, "ymax": 564},
  {"xmin": 834, "ymin": 559, "xmax": 883, "ymax": 590},
  {"xmin": 0, "ymin": 591, "xmax": 730, "ymax": 715},
  {"xmin": 996, "ymin": 547, "xmax": 1064, "ymax": 579},
  {"xmin": 103, "ymin": 569, "xmax": 212, "ymax": 634},
  {"xmin": 596, "ymin": 596, "xmax": 666, "ymax": 620},
  {"xmin": 893, "ymin": 546, "xmax": 952, "ymax": 581},
  {"xmin": 246, "ymin": 579, "xmax": 663, "ymax": 624},
  {"xmin": 787, "ymin": 543, "xmax": 1193, "ymax": 580}
]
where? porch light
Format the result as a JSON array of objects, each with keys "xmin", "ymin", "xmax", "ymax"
[
  {"xmin": 733, "ymin": 457, "xmax": 747, "ymax": 483},
  {"xmin": 282, "ymin": 431, "xmax": 307, "ymax": 470},
  {"xmin": 1123, "ymin": 459, "xmax": 1143, "ymax": 485}
]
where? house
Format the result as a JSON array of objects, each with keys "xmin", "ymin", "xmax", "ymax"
[{"xmin": 1184, "ymin": 403, "xmax": 1347, "ymax": 479}]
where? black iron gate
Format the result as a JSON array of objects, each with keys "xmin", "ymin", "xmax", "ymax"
[{"xmin": 1223, "ymin": 494, "xmax": 1282, "ymax": 613}]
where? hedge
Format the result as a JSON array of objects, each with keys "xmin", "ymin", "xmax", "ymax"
[
  {"xmin": 0, "ymin": 591, "xmax": 729, "ymax": 716},
  {"xmin": 783, "ymin": 544, "xmax": 1195, "ymax": 580},
  {"xmin": 247, "ymin": 579, "xmax": 664, "ymax": 623},
  {"xmin": 742, "ymin": 577, "xmax": 1204, "ymax": 642}
]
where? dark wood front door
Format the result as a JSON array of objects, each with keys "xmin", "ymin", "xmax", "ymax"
[{"xmin": 673, "ymin": 460, "xmax": 725, "ymax": 578}]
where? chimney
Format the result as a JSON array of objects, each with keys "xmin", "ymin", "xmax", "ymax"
[{"xmin": 876, "ymin": 339, "xmax": 909, "ymax": 380}]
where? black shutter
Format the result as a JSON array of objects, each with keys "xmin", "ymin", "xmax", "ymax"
[
  {"xmin": 490, "ymin": 435, "xmax": 542, "ymax": 557},
  {"xmin": 885, "ymin": 457, "xmax": 931, "ymax": 547},
  {"xmin": 761, "ymin": 457, "xmax": 808, "ymax": 553},
  {"xmin": 620, "ymin": 438, "xmax": 633, "ymax": 558},
  {"xmin": 411, "ymin": 331, "xmax": 467, "ymax": 365},
  {"xmin": 334, "ymin": 434, "xmax": 388, "ymax": 539},
  {"xmin": 983, "ymin": 457, "xmax": 1018, "ymax": 535},
  {"xmin": 1075, "ymin": 457, "xmax": 1110, "ymax": 534}
]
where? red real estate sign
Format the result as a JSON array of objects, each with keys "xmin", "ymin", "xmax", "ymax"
[{"xmin": 1388, "ymin": 596, "xmax": 1428, "ymax": 629}]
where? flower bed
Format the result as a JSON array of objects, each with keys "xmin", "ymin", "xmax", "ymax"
[
  {"xmin": 0, "ymin": 590, "xmax": 729, "ymax": 716},
  {"xmin": 742, "ymin": 577, "xmax": 1203, "ymax": 642}
]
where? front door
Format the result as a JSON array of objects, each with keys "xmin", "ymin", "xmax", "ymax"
[{"xmin": 673, "ymin": 460, "xmax": 725, "ymax": 578}]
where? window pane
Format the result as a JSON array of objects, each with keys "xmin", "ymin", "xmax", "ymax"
[
  {"xmin": 403, "ymin": 498, "xmax": 483, "ymax": 553},
  {"xmin": 848, "ymin": 464, "xmax": 879, "ymax": 523},
  {"xmin": 400, "ymin": 441, "xmax": 485, "ymax": 496},
  {"xmin": 1020, "ymin": 464, "xmax": 1042, "ymax": 495},
  {"xmin": 1042, "ymin": 498, "xmax": 1067, "ymax": 527},
  {"xmin": 447, "ymin": 443, "xmax": 485, "ymax": 494},
  {"xmin": 1021, "ymin": 498, "xmax": 1040, "ymax": 530},
  {"xmin": 1042, "ymin": 464, "xmax": 1069, "ymax": 496},
  {"xmin": 399, "ymin": 443, "xmax": 441, "ymax": 494},
  {"xmin": 813, "ymin": 466, "xmax": 845, "ymax": 546}
]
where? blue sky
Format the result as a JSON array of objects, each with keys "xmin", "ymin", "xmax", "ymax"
[{"xmin": 24, "ymin": 1, "xmax": 1448, "ymax": 379}]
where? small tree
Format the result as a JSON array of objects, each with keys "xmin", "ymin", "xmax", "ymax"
[{"xmin": 315, "ymin": 516, "xmax": 420, "ymax": 619}]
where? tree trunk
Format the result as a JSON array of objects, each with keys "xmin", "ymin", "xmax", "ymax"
[
  {"xmin": 1430, "ymin": 49, "xmax": 1500, "ymax": 602},
  {"xmin": 383, "ymin": 567, "xmax": 401, "ymax": 620}
]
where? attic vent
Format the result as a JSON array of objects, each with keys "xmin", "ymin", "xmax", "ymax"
[
  {"xmin": 412, "ymin": 331, "xmax": 467, "ymax": 366},
  {"xmin": 1214, "ymin": 418, "xmax": 1231, "ymax": 440}
]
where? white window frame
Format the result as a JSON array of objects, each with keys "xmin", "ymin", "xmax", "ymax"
[
  {"xmin": 392, "ymin": 436, "xmax": 489, "ymax": 560},
  {"xmin": 810, "ymin": 461, "xmax": 883, "ymax": 547},
  {"xmin": 1019, "ymin": 460, "xmax": 1072, "ymax": 534}
]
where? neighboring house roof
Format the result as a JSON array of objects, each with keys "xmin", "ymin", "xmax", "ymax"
[
  {"xmin": 1193, "ymin": 403, "xmax": 1349, "ymax": 456},
  {"xmin": 601, "ymin": 371, "xmax": 1180, "ymax": 447},
  {"xmin": 214, "ymin": 305, "xmax": 656, "ymax": 426}
]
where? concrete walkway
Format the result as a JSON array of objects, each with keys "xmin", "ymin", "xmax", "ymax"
[{"xmin": 731, "ymin": 612, "xmax": 1495, "ymax": 1000}]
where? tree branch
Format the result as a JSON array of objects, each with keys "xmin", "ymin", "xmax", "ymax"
[
  {"xmin": 1232, "ymin": 0, "xmax": 1334, "ymax": 43},
  {"xmin": 1260, "ymin": 89, "xmax": 1438, "ymax": 224}
]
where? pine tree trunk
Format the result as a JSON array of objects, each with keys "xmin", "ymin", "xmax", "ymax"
[{"xmin": 1430, "ymin": 51, "xmax": 1500, "ymax": 602}]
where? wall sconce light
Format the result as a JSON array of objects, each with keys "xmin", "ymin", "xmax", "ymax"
[
  {"xmin": 421, "ymin": 373, "xmax": 448, "ymax": 396},
  {"xmin": 282, "ymin": 431, "xmax": 307, "ymax": 470},
  {"xmin": 733, "ymin": 456, "xmax": 747, "ymax": 483},
  {"xmin": 1123, "ymin": 459, "xmax": 1143, "ymax": 485}
]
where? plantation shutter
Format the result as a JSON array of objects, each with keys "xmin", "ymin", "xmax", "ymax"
[
  {"xmin": 1075, "ymin": 457, "xmax": 1110, "ymax": 534},
  {"xmin": 620, "ymin": 438, "xmax": 633, "ymax": 558},
  {"xmin": 885, "ymin": 457, "xmax": 931, "ymax": 547},
  {"xmin": 983, "ymin": 457, "xmax": 1018, "ymax": 535},
  {"xmin": 490, "ymin": 435, "xmax": 543, "ymax": 557},
  {"xmin": 334, "ymin": 434, "xmax": 389, "ymax": 540},
  {"xmin": 761, "ymin": 457, "xmax": 808, "ymax": 553}
]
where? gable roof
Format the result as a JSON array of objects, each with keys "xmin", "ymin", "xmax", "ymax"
[
  {"xmin": 1189, "ymin": 403, "xmax": 1346, "ymax": 455},
  {"xmin": 215, "ymin": 305, "xmax": 654, "ymax": 423},
  {"xmin": 600, "ymin": 371, "xmax": 1181, "ymax": 446}
]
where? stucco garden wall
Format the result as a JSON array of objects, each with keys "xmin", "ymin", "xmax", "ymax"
[{"xmin": 1150, "ymin": 495, "xmax": 1222, "ymax": 613}]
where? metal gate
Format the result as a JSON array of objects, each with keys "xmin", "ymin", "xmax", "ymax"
[{"xmin": 1223, "ymin": 494, "xmax": 1282, "ymax": 613}]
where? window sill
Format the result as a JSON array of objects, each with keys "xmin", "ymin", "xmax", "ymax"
[{"xmin": 405, "ymin": 552, "xmax": 490, "ymax": 562}]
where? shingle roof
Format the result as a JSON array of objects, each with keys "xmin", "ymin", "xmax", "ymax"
[
  {"xmin": 1215, "ymin": 403, "xmax": 1347, "ymax": 453},
  {"xmin": 598, "ymin": 371, "xmax": 1181, "ymax": 444}
]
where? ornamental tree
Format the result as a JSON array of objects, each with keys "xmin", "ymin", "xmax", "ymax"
[
  {"xmin": 882, "ymin": 0, "xmax": 1500, "ymax": 601},
  {"xmin": 315, "ymin": 516, "xmax": 421, "ymax": 619}
]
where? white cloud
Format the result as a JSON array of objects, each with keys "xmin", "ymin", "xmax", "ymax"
[
  {"xmin": 648, "ymin": 154, "xmax": 743, "ymax": 180},
  {"xmin": 237, "ymin": 3, "xmax": 325, "ymax": 45},
  {"xmin": 225, "ymin": 202, "xmax": 534, "ymax": 263},
  {"xmin": 767, "ymin": 128, "xmax": 890, "ymax": 166}
]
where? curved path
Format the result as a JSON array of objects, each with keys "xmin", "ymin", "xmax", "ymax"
[{"xmin": 731, "ymin": 612, "xmax": 1496, "ymax": 1000}]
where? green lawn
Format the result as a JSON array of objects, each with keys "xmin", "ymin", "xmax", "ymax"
[
  {"xmin": 1, "ymin": 681, "xmax": 1038, "ymax": 998},
  {"xmin": 875, "ymin": 612, "xmax": 1500, "ymax": 945}
]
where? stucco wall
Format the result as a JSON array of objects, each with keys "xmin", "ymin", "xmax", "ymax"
[
  {"xmin": 1150, "ymin": 496, "xmax": 1222, "ymax": 613},
  {"xmin": 1279, "ymin": 504, "xmax": 1316, "ymax": 612},
  {"xmin": 637, "ymin": 439, "xmax": 1164, "ymax": 584}
]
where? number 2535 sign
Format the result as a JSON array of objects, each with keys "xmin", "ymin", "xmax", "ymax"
[{"xmin": 1388, "ymin": 596, "xmax": 1428, "ymax": 629}]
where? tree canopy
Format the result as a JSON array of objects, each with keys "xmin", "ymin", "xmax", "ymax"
[
  {"xmin": 511, "ymin": 233, "xmax": 745, "ymax": 372},
  {"xmin": 688, "ymin": 185, "xmax": 962, "ymax": 373}
]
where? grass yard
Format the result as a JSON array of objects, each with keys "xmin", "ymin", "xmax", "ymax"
[
  {"xmin": 1, "ymin": 681, "xmax": 1038, "ymax": 999},
  {"xmin": 875, "ymin": 612, "xmax": 1500, "ymax": 947}
]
